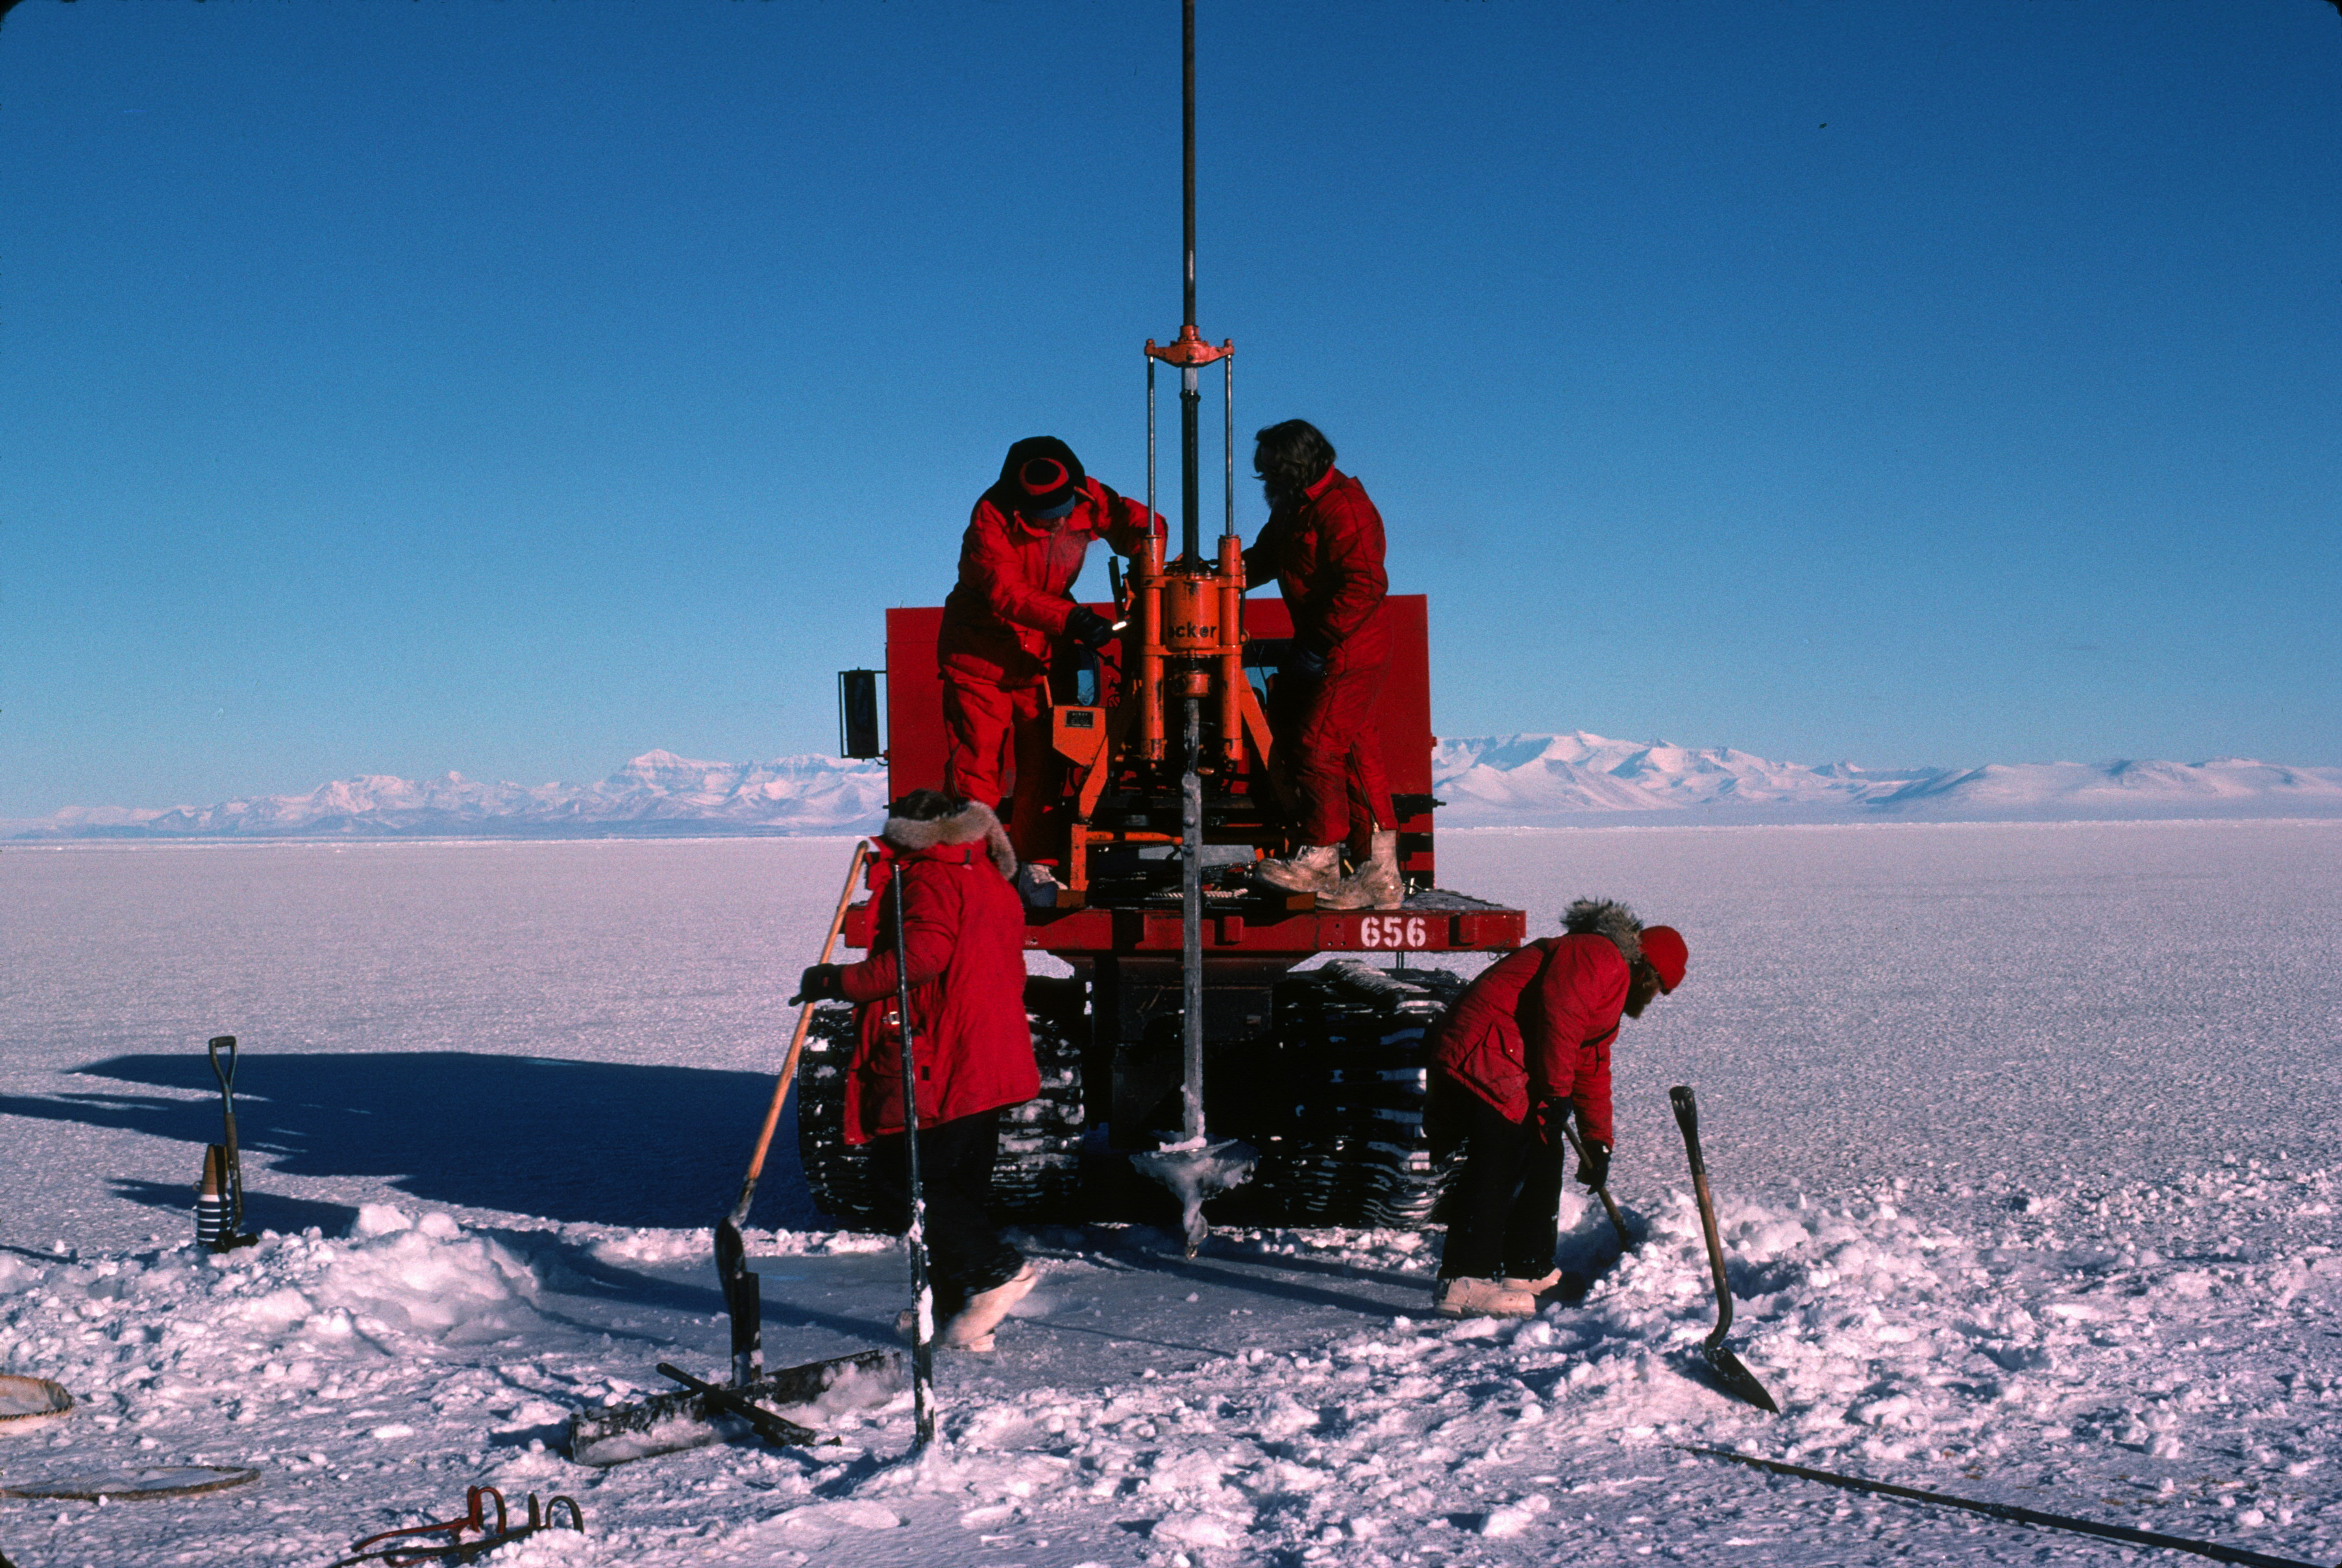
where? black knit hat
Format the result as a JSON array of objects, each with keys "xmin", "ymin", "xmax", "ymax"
[{"xmin": 996, "ymin": 435, "xmax": 1085, "ymax": 517}]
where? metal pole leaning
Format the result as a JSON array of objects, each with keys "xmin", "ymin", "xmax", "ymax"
[
  {"xmin": 717, "ymin": 839, "xmax": 869, "ymax": 1386},
  {"xmin": 892, "ymin": 874, "xmax": 939, "ymax": 1452},
  {"xmin": 726, "ymin": 840, "xmax": 870, "ymax": 1231}
]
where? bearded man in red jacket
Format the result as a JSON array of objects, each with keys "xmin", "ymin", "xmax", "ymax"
[
  {"xmin": 796, "ymin": 790, "xmax": 1042, "ymax": 1351},
  {"xmin": 939, "ymin": 437, "xmax": 1162, "ymax": 890},
  {"xmin": 1242, "ymin": 420, "xmax": 1403, "ymax": 910},
  {"xmin": 1425, "ymin": 899, "xmax": 1688, "ymax": 1319}
]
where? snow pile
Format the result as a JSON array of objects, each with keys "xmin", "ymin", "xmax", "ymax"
[
  {"xmin": 765, "ymin": 1160, "xmax": 2342, "ymax": 1563},
  {"xmin": 0, "ymin": 1208, "xmax": 545, "ymax": 1460},
  {"xmin": 572, "ymin": 1225, "xmax": 896, "ymax": 1269}
]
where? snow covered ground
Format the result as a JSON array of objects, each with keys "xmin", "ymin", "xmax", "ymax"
[{"xmin": 3, "ymin": 822, "xmax": 2339, "ymax": 1565}]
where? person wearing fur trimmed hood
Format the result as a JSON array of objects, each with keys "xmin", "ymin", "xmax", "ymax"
[
  {"xmin": 1424, "ymin": 899, "xmax": 1688, "ymax": 1319},
  {"xmin": 796, "ymin": 790, "xmax": 1042, "ymax": 1350}
]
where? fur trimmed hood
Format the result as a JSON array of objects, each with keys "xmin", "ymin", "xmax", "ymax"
[
  {"xmin": 1561, "ymin": 898, "xmax": 1643, "ymax": 965},
  {"xmin": 880, "ymin": 799, "xmax": 1018, "ymax": 881}
]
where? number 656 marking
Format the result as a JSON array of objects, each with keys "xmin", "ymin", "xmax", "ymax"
[{"xmin": 1358, "ymin": 914, "xmax": 1429, "ymax": 949}]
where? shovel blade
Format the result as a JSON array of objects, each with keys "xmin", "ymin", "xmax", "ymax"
[
  {"xmin": 1703, "ymin": 1343, "xmax": 1780, "ymax": 1414},
  {"xmin": 714, "ymin": 1218, "xmax": 760, "ymax": 1386}
]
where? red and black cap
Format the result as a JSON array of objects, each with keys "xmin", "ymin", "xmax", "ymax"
[{"xmin": 996, "ymin": 436, "xmax": 1085, "ymax": 519}]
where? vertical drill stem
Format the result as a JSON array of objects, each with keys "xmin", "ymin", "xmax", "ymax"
[
  {"xmin": 1181, "ymin": 694, "xmax": 1205, "ymax": 1144},
  {"xmin": 1223, "ymin": 352, "xmax": 1235, "ymax": 539},
  {"xmin": 1177, "ymin": 0, "xmax": 1201, "ymax": 567},
  {"xmin": 1182, "ymin": 0, "xmax": 1196, "ymax": 330}
]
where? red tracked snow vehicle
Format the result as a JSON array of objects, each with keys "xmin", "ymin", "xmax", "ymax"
[
  {"xmin": 795, "ymin": 569, "xmax": 1530, "ymax": 1231},
  {"xmin": 795, "ymin": 0, "xmax": 1526, "ymax": 1237}
]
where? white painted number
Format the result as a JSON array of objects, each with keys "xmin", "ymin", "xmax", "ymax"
[{"xmin": 1358, "ymin": 914, "xmax": 1430, "ymax": 949}]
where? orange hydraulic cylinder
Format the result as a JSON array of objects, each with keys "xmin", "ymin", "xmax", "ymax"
[{"xmin": 1137, "ymin": 535, "xmax": 1166, "ymax": 761}]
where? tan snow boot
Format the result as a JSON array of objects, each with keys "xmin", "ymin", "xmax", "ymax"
[
  {"xmin": 1254, "ymin": 843, "xmax": 1342, "ymax": 894},
  {"xmin": 942, "ymin": 1262, "xmax": 1039, "ymax": 1351},
  {"xmin": 1433, "ymin": 1276, "xmax": 1539, "ymax": 1319},
  {"xmin": 1499, "ymin": 1268, "xmax": 1562, "ymax": 1295},
  {"xmin": 1316, "ymin": 829, "xmax": 1402, "ymax": 911}
]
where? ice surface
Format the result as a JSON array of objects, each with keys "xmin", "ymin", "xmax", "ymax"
[{"xmin": 1, "ymin": 822, "xmax": 2339, "ymax": 1564}]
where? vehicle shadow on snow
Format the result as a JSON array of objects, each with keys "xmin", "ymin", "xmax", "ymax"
[{"xmin": 3, "ymin": 1051, "xmax": 828, "ymax": 1231}]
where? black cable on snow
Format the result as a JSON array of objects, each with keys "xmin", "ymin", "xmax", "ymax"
[{"xmin": 1683, "ymin": 1447, "xmax": 2333, "ymax": 1568}]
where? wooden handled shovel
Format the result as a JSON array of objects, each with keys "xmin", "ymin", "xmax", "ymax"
[
  {"xmin": 715, "ymin": 839, "xmax": 870, "ymax": 1386},
  {"xmin": 1559, "ymin": 1120, "xmax": 1632, "ymax": 1249},
  {"xmin": 1669, "ymin": 1084, "xmax": 1779, "ymax": 1413}
]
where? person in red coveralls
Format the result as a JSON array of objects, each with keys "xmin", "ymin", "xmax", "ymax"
[
  {"xmin": 938, "ymin": 436, "xmax": 1161, "ymax": 896},
  {"xmin": 1424, "ymin": 899, "xmax": 1689, "ymax": 1319},
  {"xmin": 795, "ymin": 790, "xmax": 1042, "ymax": 1351},
  {"xmin": 1242, "ymin": 420, "xmax": 1402, "ymax": 909}
]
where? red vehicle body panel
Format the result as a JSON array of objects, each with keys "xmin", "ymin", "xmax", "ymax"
[{"xmin": 847, "ymin": 593, "xmax": 1524, "ymax": 961}]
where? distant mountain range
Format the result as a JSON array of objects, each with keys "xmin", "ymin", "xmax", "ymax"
[
  {"xmin": 1430, "ymin": 733, "xmax": 2342, "ymax": 825},
  {"xmin": 14, "ymin": 735, "xmax": 2342, "ymax": 840},
  {"xmin": 16, "ymin": 752, "xmax": 889, "ymax": 840}
]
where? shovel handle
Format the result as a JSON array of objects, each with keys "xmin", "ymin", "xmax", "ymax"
[
  {"xmin": 208, "ymin": 1035, "xmax": 237, "ymax": 1099},
  {"xmin": 1670, "ymin": 1084, "xmax": 1735, "ymax": 1343},
  {"xmin": 728, "ymin": 840, "xmax": 870, "ymax": 1224},
  {"xmin": 1558, "ymin": 1121, "xmax": 1631, "ymax": 1247}
]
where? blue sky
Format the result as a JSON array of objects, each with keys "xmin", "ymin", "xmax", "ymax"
[{"xmin": 4, "ymin": 1, "xmax": 2339, "ymax": 816}]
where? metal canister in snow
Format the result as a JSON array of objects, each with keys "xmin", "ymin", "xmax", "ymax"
[{"xmin": 195, "ymin": 1144, "xmax": 228, "ymax": 1247}]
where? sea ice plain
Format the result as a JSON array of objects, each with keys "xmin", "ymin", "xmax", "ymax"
[{"xmin": 1, "ymin": 820, "xmax": 2337, "ymax": 1565}]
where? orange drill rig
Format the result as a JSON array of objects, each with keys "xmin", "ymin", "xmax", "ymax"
[{"xmin": 800, "ymin": 1, "xmax": 1526, "ymax": 1247}]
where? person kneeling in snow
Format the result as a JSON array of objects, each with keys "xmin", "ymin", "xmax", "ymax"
[
  {"xmin": 796, "ymin": 790, "xmax": 1042, "ymax": 1351},
  {"xmin": 1424, "ymin": 899, "xmax": 1688, "ymax": 1319}
]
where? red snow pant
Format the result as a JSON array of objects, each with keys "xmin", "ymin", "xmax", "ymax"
[
  {"xmin": 1276, "ymin": 652, "xmax": 1397, "ymax": 850},
  {"xmin": 941, "ymin": 672, "xmax": 1057, "ymax": 861}
]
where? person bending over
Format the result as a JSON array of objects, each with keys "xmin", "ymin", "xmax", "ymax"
[
  {"xmin": 797, "ymin": 790, "xmax": 1042, "ymax": 1351},
  {"xmin": 1424, "ymin": 899, "xmax": 1688, "ymax": 1319},
  {"xmin": 937, "ymin": 436, "xmax": 1162, "ymax": 896}
]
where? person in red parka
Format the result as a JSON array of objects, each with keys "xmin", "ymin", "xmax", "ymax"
[
  {"xmin": 938, "ymin": 436, "xmax": 1163, "ymax": 888},
  {"xmin": 795, "ymin": 790, "xmax": 1041, "ymax": 1350},
  {"xmin": 1425, "ymin": 898, "xmax": 1689, "ymax": 1319},
  {"xmin": 1241, "ymin": 419, "xmax": 1402, "ymax": 910}
]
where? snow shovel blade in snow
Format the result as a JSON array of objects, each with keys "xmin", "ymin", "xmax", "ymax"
[
  {"xmin": 1669, "ymin": 1084, "xmax": 1779, "ymax": 1414},
  {"xmin": 713, "ymin": 1219, "xmax": 760, "ymax": 1389},
  {"xmin": 564, "ymin": 1348, "xmax": 902, "ymax": 1467}
]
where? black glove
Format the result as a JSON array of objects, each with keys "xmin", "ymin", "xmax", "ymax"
[
  {"xmin": 1576, "ymin": 1136, "xmax": 1612, "ymax": 1192},
  {"xmin": 1286, "ymin": 644, "xmax": 1327, "ymax": 680},
  {"xmin": 1065, "ymin": 604, "xmax": 1117, "ymax": 651},
  {"xmin": 792, "ymin": 964, "xmax": 846, "ymax": 1005}
]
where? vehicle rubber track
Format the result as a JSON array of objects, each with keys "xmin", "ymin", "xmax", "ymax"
[
  {"xmin": 1257, "ymin": 961, "xmax": 1464, "ymax": 1230},
  {"xmin": 795, "ymin": 980, "xmax": 1087, "ymax": 1231}
]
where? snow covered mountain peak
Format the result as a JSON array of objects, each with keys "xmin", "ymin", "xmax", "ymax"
[{"xmin": 14, "ymin": 734, "xmax": 2340, "ymax": 840}]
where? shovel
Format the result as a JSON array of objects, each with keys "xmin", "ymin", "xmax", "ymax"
[
  {"xmin": 1559, "ymin": 1120, "xmax": 1632, "ymax": 1249},
  {"xmin": 714, "ymin": 840, "xmax": 869, "ymax": 1386},
  {"xmin": 1668, "ymin": 1084, "xmax": 1779, "ymax": 1413},
  {"xmin": 205, "ymin": 1035, "xmax": 258, "ymax": 1251}
]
